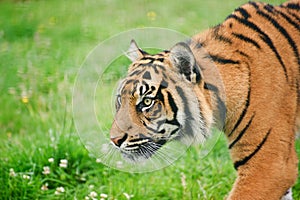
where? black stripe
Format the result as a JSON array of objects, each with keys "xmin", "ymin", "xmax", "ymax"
[
  {"xmin": 235, "ymin": 7, "xmax": 251, "ymax": 19},
  {"xmin": 157, "ymin": 58, "xmax": 164, "ymax": 62},
  {"xmin": 155, "ymin": 84, "xmax": 165, "ymax": 102},
  {"xmin": 139, "ymin": 86, "xmax": 143, "ymax": 96},
  {"xmin": 131, "ymin": 80, "xmax": 140, "ymax": 96},
  {"xmin": 228, "ymin": 72, "xmax": 251, "ymax": 137},
  {"xmin": 162, "ymin": 71, "xmax": 168, "ymax": 79},
  {"xmin": 133, "ymin": 80, "xmax": 139, "ymax": 86},
  {"xmin": 234, "ymin": 129, "xmax": 271, "ymax": 170},
  {"xmin": 158, "ymin": 129, "xmax": 166, "ymax": 134},
  {"xmin": 161, "ymin": 79, "xmax": 168, "ymax": 88},
  {"xmin": 228, "ymin": 14, "xmax": 289, "ymax": 81},
  {"xmin": 215, "ymin": 34, "xmax": 233, "ymax": 44},
  {"xmin": 213, "ymin": 25, "xmax": 233, "ymax": 44},
  {"xmin": 138, "ymin": 63, "xmax": 166, "ymax": 73},
  {"xmin": 255, "ymin": 5, "xmax": 300, "ymax": 66},
  {"xmin": 129, "ymin": 69, "xmax": 144, "ymax": 77},
  {"xmin": 155, "ymin": 64, "xmax": 166, "ymax": 71},
  {"xmin": 204, "ymin": 83, "xmax": 218, "ymax": 93},
  {"xmin": 167, "ymin": 91, "xmax": 178, "ymax": 119},
  {"xmin": 170, "ymin": 127, "xmax": 180, "ymax": 135},
  {"xmin": 286, "ymin": 10, "xmax": 300, "ymax": 23},
  {"xmin": 143, "ymin": 82, "xmax": 149, "ymax": 91},
  {"xmin": 263, "ymin": 4, "xmax": 274, "ymax": 13},
  {"xmin": 143, "ymin": 122, "xmax": 157, "ymax": 133},
  {"xmin": 138, "ymin": 83, "xmax": 149, "ymax": 96},
  {"xmin": 125, "ymin": 79, "xmax": 135, "ymax": 85},
  {"xmin": 165, "ymin": 119, "xmax": 180, "ymax": 126},
  {"xmin": 142, "ymin": 71, "xmax": 152, "ymax": 80},
  {"xmin": 275, "ymin": 8, "xmax": 300, "ymax": 31},
  {"xmin": 153, "ymin": 66, "xmax": 159, "ymax": 74},
  {"xmin": 141, "ymin": 56, "xmax": 155, "ymax": 62},
  {"xmin": 175, "ymin": 86, "xmax": 195, "ymax": 137},
  {"xmin": 195, "ymin": 42, "xmax": 205, "ymax": 48},
  {"xmin": 286, "ymin": 3, "xmax": 300, "ymax": 10},
  {"xmin": 229, "ymin": 114, "xmax": 255, "ymax": 149},
  {"xmin": 226, "ymin": 14, "xmax": 236, "ymax": 21},
  {"xmin": 204, "ymin": 83, "xmax": 226, "ymax": 125},
  {"xmin": 169, "ymin": 77, "xmax": 176, "ymax": 84},
  {"xmin": 232, "ymin": 33, "xmax": 261, "ymax": 49},
  {"xmin": 209, "ymin": 55, "xmax": 240, "ymax": 65},
  {"xmin": 236, "ymin": 50, "xmax": 250, "ymax": 58}
]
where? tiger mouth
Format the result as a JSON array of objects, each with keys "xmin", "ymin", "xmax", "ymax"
[{"xmin": 119, "ymin": 139, "xmax": 167, "ymax": 162}]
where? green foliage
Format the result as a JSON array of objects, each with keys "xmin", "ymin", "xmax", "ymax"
[{"xmin": 0, "ymin": 0, "xmax": 297, "ymax": 199}]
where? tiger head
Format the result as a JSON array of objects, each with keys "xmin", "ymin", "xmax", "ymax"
[{"xmin": 110, "ymin": 40, "xmax": 213, "ymax": 162}]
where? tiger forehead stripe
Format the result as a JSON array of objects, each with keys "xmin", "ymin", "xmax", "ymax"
[
  {"xmin": 142, "ymin": 71, "xmax": 152, "ymax": 80},
  {"xmin": 139, "ymin": 54, "xmax": 167, "ymax": 64}
]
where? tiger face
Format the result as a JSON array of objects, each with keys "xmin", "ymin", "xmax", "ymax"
[{"xmin": 110, "ymin": 40, "xmax": 213, "ymax": 162}]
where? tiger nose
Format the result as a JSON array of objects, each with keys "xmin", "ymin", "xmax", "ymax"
[{"xmin": 110, "ymin": 133, "xmax": 128, "ymax": 147}]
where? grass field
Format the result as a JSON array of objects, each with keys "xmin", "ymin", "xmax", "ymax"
[{"xmin": 0, "ymin": 0, "xmax": 299, "ymax": 199}]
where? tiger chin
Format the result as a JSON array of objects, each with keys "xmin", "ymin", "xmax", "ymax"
[{"xmin": 110, "ymin": 1, "xmax": 299, "ymax": 200}]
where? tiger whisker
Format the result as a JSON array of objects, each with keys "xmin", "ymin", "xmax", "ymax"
[{"xmin": 143, "ymin": 142, "xmax": 175, "ymax": 165}]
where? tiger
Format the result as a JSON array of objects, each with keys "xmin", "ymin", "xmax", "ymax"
[{"xmin": 109, "ymin": 1, "xmax": 300, "ymax": 199}]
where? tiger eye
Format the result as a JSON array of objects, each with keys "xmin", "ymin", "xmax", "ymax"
[{"xmin": 143, "ymin": 98, "xmax": 152, "ymax": 106}]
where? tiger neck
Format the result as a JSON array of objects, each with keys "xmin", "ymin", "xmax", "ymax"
[{"xmin": 190, "ymin": 26, "xmax": 250, "ymax": 133}]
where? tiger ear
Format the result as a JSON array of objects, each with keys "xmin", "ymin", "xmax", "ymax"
[
  {"xmin": 170, "ymin": 42, "xmax": 201, "ymax": 83},
  {"xmin": 126, "ymin": 39, "xmax": 148, "ymax": 62}
]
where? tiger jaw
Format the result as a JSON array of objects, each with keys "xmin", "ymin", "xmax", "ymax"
[
  {"xmin": 112, "ymin": 135, "xmax": 168, "ymax": 162},
  {"xmin": 110, "ymin": 117, "xmax": 182, "ymax": 162}
]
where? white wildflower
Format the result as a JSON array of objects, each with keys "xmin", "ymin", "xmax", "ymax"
[
  {"xmin": 41, "ymin": 183, "xmax": 48, "ymax": 191},
  {"xmin": 42, "ymin": 166, "xmax": 50, "ymax": 175},
  {"xmin": 55, "ymin": 186, "xmax": 65, "ymax": 195},
  {"xmin": 48, "ymin": 158, "xmax": 54, "ymax": 163},
  {"xmin": 9, "ymin": 168, "xmax": 16, "ymax": 177},
  {"xmin": 100, "ymin": 193, "xmax": 108, "ymax": 199},
  {"xmin": 123, "ymin": 192, "xmax": 134, "ymax": 200},
  {"xmin": 96, "ymin": 158, "xmax": 101, "ymax": 163},
  {"xmin": 22, "ymin": 174, "xmax": 30, "ymax": 180},
  {"xmin": 89, "ymin": 191, "xmax": 98, "ymax": 198},
  {"xmin": 59, "ymin": 159, "xmax": 68, "ymax": 168},
  {"xmin": 88, "ymin": 185, "xmax": 94, "ymax": 189}
]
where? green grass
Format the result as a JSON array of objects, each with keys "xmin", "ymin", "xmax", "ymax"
[{"xmin": 0, "ymin": 0, "xmax": 299, "ymax": 199}]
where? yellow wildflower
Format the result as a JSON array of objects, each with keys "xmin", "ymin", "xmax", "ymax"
[
  {"xmin": 147, "ymin": 11, "xmax": 157, "ymax": 21},
  {"xmin": 21, "ymin": 96, "xmax": 29, "ymax": 104}
]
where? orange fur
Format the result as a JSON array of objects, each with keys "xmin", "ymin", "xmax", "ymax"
[
  {"xmin": 191, "ymin": 1, "xmax": 299, "ymax": 199},
  {"xmin": 110, "ymin": 1, "xmax": 299, "ymax": 199}
]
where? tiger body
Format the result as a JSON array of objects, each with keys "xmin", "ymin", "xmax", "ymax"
[{"xmin": 110, "ymin": 1, "xmax": 300, "ymax": 199}]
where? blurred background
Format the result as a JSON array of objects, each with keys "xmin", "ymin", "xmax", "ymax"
[{"xmin": 0, "ymin": 0, "xmax": 298, "ymax": 199}]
